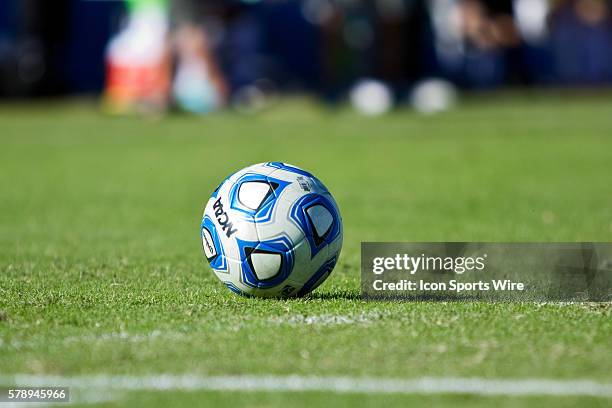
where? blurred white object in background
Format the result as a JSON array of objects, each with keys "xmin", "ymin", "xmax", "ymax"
[
  {"xmin": 107, "ymin": 5, "xmax": 168, "ymax": 66},
  {"xmin": 513, "ymin": 0, "xmax": 550, "ymax": 44},
  {"xmin": 410, "ymin": 78, "xmax": 457, "ymax": 114},
  {"xmin": 350, "ymin": 79, "xmax": 393, "ymax": 116},
  {"xmin": 173, "ymin": 59, "xmax": 219, "ymax": 114},
  {"xmin": 232, "ymin": 79, "xmax": 278, "ymax": 115}
]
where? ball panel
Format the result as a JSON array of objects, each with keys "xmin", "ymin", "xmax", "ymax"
[
  {"xmin": 227, "ymin": 172, "xmax": 291, "ymax": 223},
  {"xmin": 237, "ymin": 181, "xmax": 272, "ymax": 211},
  {"xmin": 285, "ymin": 192, "xmax": 342, "ymax": 259},
  {"xmin": 235, "ymin": 235, "xmax": 295, "ymax": 289},
  {"xmin": 201, "ymin": 225, "xmax": 217, "ymax": 260},
  {"xmin": 287, "ymin": 237, "xmax": 328, "ymax": 289},
  {"xmin": 296, "ymin": 253, "xmax": 339, "ymax": 297},
  {"xmin": 305, "ymin": 204, "xmax": 334, "ymax": 241},
  {"xmin": 249, "ymin": 251, "xmax": 282, "ymax": 280},
  {"xmin": 263, "ymin": 162, "xmax": 315, "ymax": 178},
  {"xmin": 200, "ymin": 216, "xmax": 228, "ymax": 273},
  {"xmin": 264, "ymin": 164, "xmax": 330, "ymax": 197},
  {"xmin": 254, "ymin": 192, "xmax": 306, "ymax": 250},
  {"xmin": 226, "ymin": 162, "xmax": 278, "ymax": 184},
  {"xmin": 223, "ymin": 281, "xmax": 246, "ymax": 296}
]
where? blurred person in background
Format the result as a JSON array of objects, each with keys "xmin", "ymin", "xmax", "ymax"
[
  {"xmin": 549, "ymin": 0, "xmax": 612, "ymax": 84},
  {"xmin": 103, "ymin": 0, "xmax": 172, "ymax": 114},
  {"xmin": 315, "ymin": 0, "xmax": 434, "ymax": 101},
  {"xmin": 104, "ymin": 0, "xmax": 228, "ymax": 115},
  {"xmin": 429, "ymin": 0, "xmax": 521, "ymax": 87},
  {"xmin": 2, "ymin": 0, "xmax": 612, "ymax": 105},
  {"xmin": 170, "ymin": 1, "xmax": 228, "ymax": 114}
]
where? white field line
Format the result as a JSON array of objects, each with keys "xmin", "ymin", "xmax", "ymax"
[
  {"xmin": 1, "ymin": 375, "xmax": 612, "ymax": 398},
  {"xmin": 269, "ymin": 311, "xmax": 387, "ymax": 326}
]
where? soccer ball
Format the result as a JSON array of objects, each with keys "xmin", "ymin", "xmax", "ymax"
[{"xmin": 200, "ymin": 162, "xmax": 343, "ymax": 297}]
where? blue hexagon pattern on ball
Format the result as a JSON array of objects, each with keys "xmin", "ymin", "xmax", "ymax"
[{"xmin": 200, "ymin": 162, "xmax": 343, "ymax": 297}]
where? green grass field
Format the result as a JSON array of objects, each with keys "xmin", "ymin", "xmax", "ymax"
[{"xmin": 1, "ymin": 93, "xmax": 611, "ymax": 407}]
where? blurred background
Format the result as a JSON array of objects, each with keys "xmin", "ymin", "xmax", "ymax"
[{"xmin": 0, "ymin": 0, "xmax": 611, "ymax": 115}]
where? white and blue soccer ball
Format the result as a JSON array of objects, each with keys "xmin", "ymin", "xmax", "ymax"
[{"xmin": 201, "ymin": 162, "xmax": 343, "ymax": 297}]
